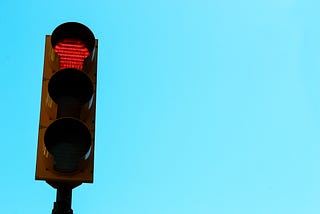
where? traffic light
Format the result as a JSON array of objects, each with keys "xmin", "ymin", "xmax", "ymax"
[{"xmin": 35, "ymin": 22, "xmax": 98, "ymax": 187}]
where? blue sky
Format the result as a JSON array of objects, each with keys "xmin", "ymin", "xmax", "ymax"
[{"xmin": 1, "ymin": 0, "xmax": 320, "ymax": 213}]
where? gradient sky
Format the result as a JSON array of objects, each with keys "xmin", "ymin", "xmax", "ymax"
[{"xmin": 1, "ymin": 0, "xmax": 320, "ymax": 213}]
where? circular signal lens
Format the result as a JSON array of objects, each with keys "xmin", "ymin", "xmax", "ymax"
[
  {"xmin": 51, "ymin": 22, "xmax": 95, "ymax": 70},
  {"xmin": 48, "ymin": 68, "xmax": 93, "ymax": 105},
  {"xmin": 44, "ymin": 118, "xmax": 91, "ymax": 173}
]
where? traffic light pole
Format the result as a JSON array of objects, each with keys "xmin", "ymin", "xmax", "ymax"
[{"xmin": 52, "ymin": 186, "xmax": 73, "ymax": 214}]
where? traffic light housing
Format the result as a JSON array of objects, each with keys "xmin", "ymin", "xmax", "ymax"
[{"xmin": 35, "ymin": 22, "xmax": 98, "ymax": 187}]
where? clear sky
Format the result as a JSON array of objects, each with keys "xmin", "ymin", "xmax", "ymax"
[{"xmin": 1, "ymin": 0, "xmax": 320, "ymax": 213}]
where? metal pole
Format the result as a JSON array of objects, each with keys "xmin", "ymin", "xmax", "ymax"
[{"xmin": 51, "ymin": 185, "xmax": 73, "ymax": 214}]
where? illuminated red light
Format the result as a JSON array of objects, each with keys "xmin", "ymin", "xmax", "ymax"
[{"xmin": 54, "ymin": 38, "xmax": 90, "ymax": 70}]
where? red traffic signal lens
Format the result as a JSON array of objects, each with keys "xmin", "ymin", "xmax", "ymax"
[
  {"xmin": 51, "ymin": 22, "xmax": 95, "ymax": 70},
  {"xmin": 54, "ymin": 38, "xmax": 90, "ymax": 70}
]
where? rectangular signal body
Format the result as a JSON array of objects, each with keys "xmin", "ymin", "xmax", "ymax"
[{"xmin": 35, "ymin": 35, "xmax": 98, "ymax": 186}]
